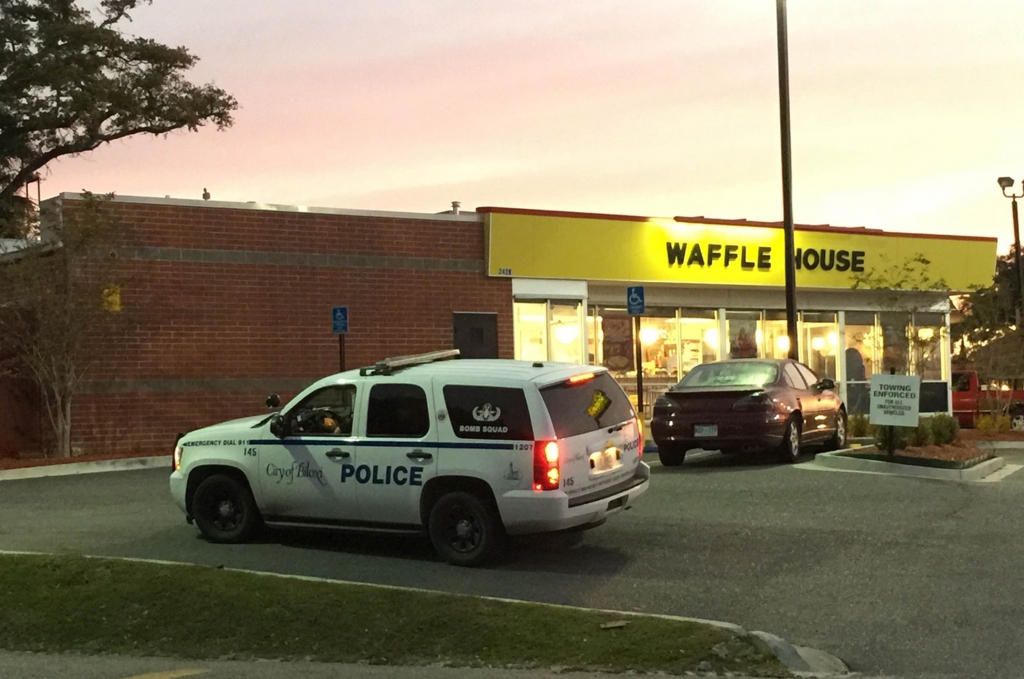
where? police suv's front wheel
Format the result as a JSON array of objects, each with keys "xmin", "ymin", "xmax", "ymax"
[
  {"xmin": 192, "ymin": 474, "xmax": 260, "ymax": 544},
  {"xmin": 428, "ymin": 491, "xmax": 503, "ymax": 567}
]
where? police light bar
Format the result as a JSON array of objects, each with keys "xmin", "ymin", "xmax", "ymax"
[{"xmin": 366, "ymin": 349, "xmax": 461, "ymax": 375}]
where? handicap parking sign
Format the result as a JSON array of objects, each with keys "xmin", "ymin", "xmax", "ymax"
[
  {"xmin": 627, "ymin": 287, "xmax": 645, "ymax": 316},
  {"xmin": 332, "ymin": 306, "xmax": 349, "ymax": 334}
]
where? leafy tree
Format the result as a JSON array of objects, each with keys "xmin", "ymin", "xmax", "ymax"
[
  {"xmin": 0, "ymin": 0, "xmax": 237, "ymax": 234},
  {"xmin": 0, "ymin": 192, "xmax": 129, "ymax": 457},
  {"xmin": 952, "ymin": 249, "xmax": 1024, "ymax": 416}
]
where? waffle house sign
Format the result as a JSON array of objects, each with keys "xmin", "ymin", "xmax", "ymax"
[{"xmin": 482, "ymin": 207, "xmax": 997, "ymax": 292}]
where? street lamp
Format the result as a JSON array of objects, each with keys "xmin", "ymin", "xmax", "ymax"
[{"xmin": 997, "ymin": 176, "xmax": 1024, "ymax": 327}]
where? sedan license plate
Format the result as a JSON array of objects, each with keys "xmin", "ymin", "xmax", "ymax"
[{"xmin": 694, "ymin": 424, "xmax": 718, "ymax": 437}]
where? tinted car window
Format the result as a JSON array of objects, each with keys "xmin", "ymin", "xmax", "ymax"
[
  {"xmin": 443, "ymin": 385, "xmax": 534, "ymax": 440},
  {"xmin": 952, "ymin": 373, "xmax": 971, "ymax": 392},
  {"xmin": 795, "ymin": 363, "xmax": 819, "ymax": 388},
  {"xmin": 291, "ymin": 385, "xmax": 356, "ymax": 436},
  {"xmin": 366, "ymin": 384, "xmax": 430, "ymax": 438},
  {"xmin": 783, "ymin": 364, "xmax": 808, "ymax": 390},
  {"xmin": 677, "ymin": 362, "xmax": 779, "ymax": 388},
  {"xmin": 541, "ymin": 372, "xmax": 634, "ymax": 439}
]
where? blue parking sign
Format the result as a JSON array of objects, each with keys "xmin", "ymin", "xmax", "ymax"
[
  {"xmin": 332, "ymin": 306, "xmax": 349, "ymax": 334},
  {"xmin": 627, "ymin": 286, "xmax": 645, "ymax": 316}
]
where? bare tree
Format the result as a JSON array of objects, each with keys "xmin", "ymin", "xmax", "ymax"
[
  {"xmin": 850, "ymin": 253, "xmax": 950, "ymax": 376},
  {"xmin": 0, "ymin": 192, "xmax": 129, "ymax": 457}
]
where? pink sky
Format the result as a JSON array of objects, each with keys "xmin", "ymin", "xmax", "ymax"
[{"xmin": 41, "ymin": 1, "xmax": 1024, "ymax": 252}]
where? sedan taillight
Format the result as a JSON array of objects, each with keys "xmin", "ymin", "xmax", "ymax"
[
  {"xmin": 533, "ymin": 440, "xmax": 560, "ymax": 491},
  {"xmin": 732, "ymin": 392, "xmax": 774, "ymax": 411}
]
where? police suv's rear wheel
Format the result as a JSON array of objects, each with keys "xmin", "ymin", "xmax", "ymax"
[
  {"xmin": 192, "ymin": 474, "xmax": 259, "ymax": 544},
  {"xmin": 428, "ymin": 491, "xmax": 502, "ymax": 567}
]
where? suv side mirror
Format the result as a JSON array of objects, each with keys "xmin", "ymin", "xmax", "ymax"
[
  {"xmin": 817, "ymin": 378, "xmax": 836, "ymax": 391},
  {"xmin": 265, "ymin": 393, "xmax": 281, "ymax": 409},
  {"xmin": 269, "ymin": 414, "xmax": 289, "ymax": 438}
]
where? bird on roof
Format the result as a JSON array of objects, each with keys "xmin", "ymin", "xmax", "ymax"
[{"xmin": 202, "ymin": 188, "xmax": 210, "ymax": 201}]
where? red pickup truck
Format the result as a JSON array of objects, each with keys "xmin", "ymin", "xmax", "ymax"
[{"xmin": 952, "ymin": 370, "xmax": 1024, "ymax": 430}]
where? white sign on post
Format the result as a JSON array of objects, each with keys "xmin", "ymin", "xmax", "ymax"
[{"xmin": 869, "ymin": 374, "xmax": 922, "ymax": 427}]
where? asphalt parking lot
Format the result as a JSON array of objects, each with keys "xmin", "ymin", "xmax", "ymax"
[{"xmin": 3, "ymin": 450, "xmax": 1024, "ymax": 679}]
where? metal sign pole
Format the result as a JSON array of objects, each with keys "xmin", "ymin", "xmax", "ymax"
[
  {"xmin": 634, "ymin": 315, "xmax": 644, "ymax": 420},
  {"xmin": 339, "ymin": 334, "xmax": 346, "ymax": 373}
]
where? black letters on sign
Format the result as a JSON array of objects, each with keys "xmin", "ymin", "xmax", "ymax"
[{"xmin": 664, "ymin": 241, "xmax": 867, "ymax": 275}]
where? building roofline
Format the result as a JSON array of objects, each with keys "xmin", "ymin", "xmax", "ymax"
[
  {"xmin": 50, "ymin": 193, "xmax": 484, "ymax": 223},
  {"xmin": 477, "ymin": 205, "xmax": 999, "ymax": 244}
]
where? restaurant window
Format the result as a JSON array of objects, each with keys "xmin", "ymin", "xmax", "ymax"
[
  {"xmin": 762, "ymin": 311, "xmax": 790, "ymax": 360},
  {"xmin": 726, "ymin": 311, "xmax": 761, "ymax": 359},
  {"xmin": 880, "ymin": 312, "xmax": 911, "ymax": 374},
  {"xmin": 549, "ymin": 302, "xmax": 584, "ymax": 364},
  {"xmin": 912, "ymin": 313, "xmax": 944, "ymax": 381},
  {"xmin": 844, "ymin": 311, "xmax": 877, "ymax": 383},
  {"xmin": 677, "ymin": 308, "xmax": 719, "ymax": 376},
  {"xmin": 801, "ymin": 311, "xmax": 838, "ymax": 380},
  {"xmin": 513, "ymin": 300, "xmax": 584, "ymax": 364},
  {"xmin": 639, "ymin": 310, "xmax": 679, "ymax": 381}
]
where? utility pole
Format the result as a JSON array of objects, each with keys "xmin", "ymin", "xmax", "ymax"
[{"xmin": 776, "ymin": 0, "xmax": 799, "ymax": 359}]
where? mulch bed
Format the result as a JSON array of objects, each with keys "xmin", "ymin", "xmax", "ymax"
[
  {"xmin": 0, "ymin": 450, "xmax": 163, "ymax": 471},
  {"xmin": 842, "ymin": 441, "xmax": 991, "ymax": 469}
]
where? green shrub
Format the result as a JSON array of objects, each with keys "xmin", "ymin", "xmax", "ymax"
[
  {"xmin": 906, "ymin": 419, "xmax": 932, "ymax": 448},
  {"xmin": 872, "ymin": 424, "xmax": 907, "ymax": 454},
  {"xmin": 849, "ymin": 413, "xmax": 870, "ymax": 438},
  {"xmin": 977, "ymin": 415, "xmax": 997, "ymax": 432},
  {"xmin": 995, "ymin": 415, "xmax": 1012, "ymax": 432},
  {"xmin": 929, "ymin": 413, "xmax": 959, "ymax": 445}
]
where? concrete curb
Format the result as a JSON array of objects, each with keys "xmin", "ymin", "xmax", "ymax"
[
  {"xmin": 974, "ymin": 441, "xmax": 1024, "ymax": 451},
  {"xmin": 0, "ymin": 455, "xmax": 170, "ymax": 482},
  {"xmin": 0, "ymin": 550, "xmax": 848, "ymax": 675},
  {"xmin": 812, "ymin": 449, "xmax": 1006, "ymax": 482}
]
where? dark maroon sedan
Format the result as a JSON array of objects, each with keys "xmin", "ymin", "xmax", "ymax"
[{"xmin": 651, "ymin": 359, "xmax": 846, "ymax": 466}]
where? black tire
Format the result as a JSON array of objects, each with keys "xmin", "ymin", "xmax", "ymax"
[
  {"xmin": 777, "ymin": 417, "xmax": 802, "ymax": 463},
  {"xmin": 1011, "ymin": 408, "xmax": 1024, "ymax": 432},
  {"xmin": 824, "ymin": 409, "xmax": 848, "ymax": 451},
  {"xmin": 192, "ymin": 474, "xmax": 260, "ymax": 544},
  {"xmin": 428, "ymin": 491, "xmax": 504, "ymax": 567},
  {"xmin": 658, "ymin": 443, "xmax": 687, "ymax": 467}
]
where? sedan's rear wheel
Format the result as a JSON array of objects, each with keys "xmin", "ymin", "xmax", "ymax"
[
  {"xmin": 658, "ymin": 444, "xmax": 687, "ymax": 467},
  {"xmin": 777, "ymin": 418, "xmax": 801, "ymax": 463},
  {"xmin": 1011, "ymin": 413, "xmax": 1024, "ymax": 431}
]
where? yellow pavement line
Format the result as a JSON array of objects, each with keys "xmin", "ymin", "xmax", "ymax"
[{"xmin": 120, "ymin": 670, "xmax": 207, "ymax": 679}]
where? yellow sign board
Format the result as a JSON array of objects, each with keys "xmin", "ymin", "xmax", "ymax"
[{"xmin": 485, "ymin": 210, "xmax": 997, "ymax": 292}]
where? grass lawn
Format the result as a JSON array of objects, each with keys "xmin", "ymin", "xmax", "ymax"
[{"xmin": 0, "ymin": 554, "xmax": 788, "ymax": 676}]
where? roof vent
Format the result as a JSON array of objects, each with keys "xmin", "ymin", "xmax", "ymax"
[{"xmin": 451, "ymin": 201, "xmax": 461, "ymax": 215}]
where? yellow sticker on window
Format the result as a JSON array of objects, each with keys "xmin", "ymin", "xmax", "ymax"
[{"xmin": 586, "ymin": 390, "xmax": 611, "ymax": 420}]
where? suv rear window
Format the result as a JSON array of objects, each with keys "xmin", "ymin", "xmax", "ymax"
[
  {"xmin": 443, "ymin": 386, "xmax": 534, "ymax": 440},
  {"xmin": 540, "ymin": 372, "xmax": 635, "ymax": 439}
]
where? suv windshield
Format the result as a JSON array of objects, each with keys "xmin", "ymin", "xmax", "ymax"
[
  {"xmin": 540, "ymin": 372, "xmax": 635, "ymax": 438},
  {"xmin": 676, "ymin": 362, "xmax": 779, "ymax": 388}
]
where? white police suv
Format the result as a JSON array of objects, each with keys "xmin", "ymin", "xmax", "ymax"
[{"xmin": 170, "ymin": 350, "xmax": 650, "ymax": 566}]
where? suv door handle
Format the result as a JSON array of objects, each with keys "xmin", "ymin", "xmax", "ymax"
[
  {"xmin": 407, "ymin": 450, "xmax": 433, "ymax": 462},
  {"xmin": 325, "ymin": 449, "xmax": 350, "ymax": 460}
]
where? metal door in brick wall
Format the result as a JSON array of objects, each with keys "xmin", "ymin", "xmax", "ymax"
[{"xmin": 453, "ymin": 312, "xmax": 499, "ymax": 359}]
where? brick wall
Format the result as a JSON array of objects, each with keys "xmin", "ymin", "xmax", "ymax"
[{"xmin": 60, "ymin": 198, "xmax": 513, "ymax": 456}]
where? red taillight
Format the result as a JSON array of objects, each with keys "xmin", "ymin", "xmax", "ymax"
[
  {"xmin": 534, "ymin": 440, "xmax": 560, "ymax": 491},
  {"xmin": 568, "ymin": 372, "xmax": 595, "ymax": 385},
  {"xmin": 636, "ymin": 418, "xmax": 644, "ymax": 459}
]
